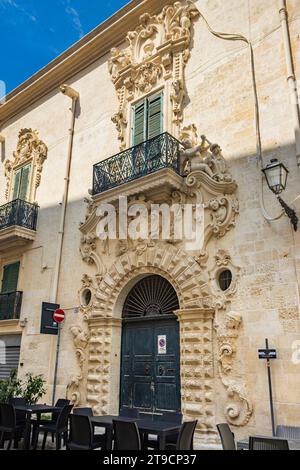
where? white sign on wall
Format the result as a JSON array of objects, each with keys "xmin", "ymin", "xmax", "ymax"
[{"xmin": 158, "ymin": 335, "xmax": 167, "ymax": 355}]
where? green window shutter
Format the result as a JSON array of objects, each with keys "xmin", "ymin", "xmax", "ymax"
[
  {"xmin": 12, "ymin": 169, "xmax": 22, "ymax": 200},
  {"xmin": 19, "ymin": 165, "xmax": 30, "ymax": 201},
  {"xmin": 133, "ymin": 102, "xmax": 146, "ymax": 146},
  {"xmin": 1, "ymin": 262, "xmax": 20, "ymax": 293},
  {"xmin": 147, "ymin": 94, "xmax": 163, "ymax": 140},
  {"xmin": 12, "ymin": 164, "xmax": 30, "ymax": 201}
]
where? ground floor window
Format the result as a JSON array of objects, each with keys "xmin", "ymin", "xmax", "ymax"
[{"xmin": 0, "ymin": 334, "xmax": 21, "ymax": 380}]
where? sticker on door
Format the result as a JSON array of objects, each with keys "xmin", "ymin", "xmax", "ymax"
[{"xmin": 158, "ymin": 335, "xmax": 167, "ymax": 354}]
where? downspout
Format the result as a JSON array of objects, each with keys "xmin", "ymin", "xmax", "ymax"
[
  {"xmin": 50, "ymin": 85, "xmax": 79, "ymax": 303},
  {"xmin": 278, "ymin": 0, "xmax": 300, "ymax": 166}
]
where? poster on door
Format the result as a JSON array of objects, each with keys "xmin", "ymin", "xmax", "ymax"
[{"xmin": 158, "ymin": 335, "xmax": 167, "ymax": 355}]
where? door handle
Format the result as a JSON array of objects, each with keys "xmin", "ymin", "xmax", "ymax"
[{"xmin": 150, "ymin": 381, "xmax": 155, "ymax": 392}]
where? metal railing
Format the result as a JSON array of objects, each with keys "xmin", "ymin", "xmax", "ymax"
[
  {"xmin": 0, "ymin": 291, "xmax": 23, "ymax": 321},
  {"xmin": 0, "ymin": 199, "xmax": 39, "ymax": 231},
  {"xmin": 93, "ymin": 132, "xmax": 181, "ymax": 195}
]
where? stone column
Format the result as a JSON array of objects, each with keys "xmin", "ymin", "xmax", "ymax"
[
  {"xmin": 87, "ymin": 316, "xmax": 122, "ymax": 415},
  {"xmin": 176, "ymin": 308, "xmax": 217, "ymax": 443}
]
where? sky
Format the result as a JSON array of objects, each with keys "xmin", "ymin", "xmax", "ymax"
[{"xmin": 0, "ymin": 0, "xmax": 129, "ymax": 96}]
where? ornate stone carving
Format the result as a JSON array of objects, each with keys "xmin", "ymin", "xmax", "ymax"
[
  {"xmin": 67, "ymin": 325, "xmax": 89, "ymax": 406},
  {"xmin": 108, "ymin": 1, "xmax": 199, "ymax": 148},
  {"xmin": 209, "ymin": 250, "xmax": 240, "ymax": 311},
  {"xmin": 4, "ymin": 128, "xmax": 48, "ymax": 201},
  {"xmin": 180, "ymin": 124, "xmax": 233, "ymax": 182},
  {"xmin": 216, "ymin": 311, "xmax": 253, "ymax": 427},
  {"xmin": 176, "ymin": 308, "xmax": 218, "ymax": 443}
]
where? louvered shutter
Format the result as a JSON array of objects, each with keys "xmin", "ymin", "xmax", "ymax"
[
  {"xmin": 147, "ymin": 94, "xmax": 163, "ymax": 140},
  {"xmin": 1, "ymin": 262, "xmax": 20, "ymax": 293},
  {"xmin": 0, "ymin": 335, "xmax": 21, "ymax": 380},
  {"xmin": 133, "ymin": 101, "xmax": 146, "ymax": 145},
  {"xmin": 19, "ymin": 164, "xmax": 30, "ymax": 200},
  {"xmin": 12, "ymin": 169, "xmax": 21, "ymax": 200}
]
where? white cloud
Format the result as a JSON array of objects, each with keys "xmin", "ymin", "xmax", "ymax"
[
  {"xmin": 0, "ymin": 0, "xmax": 37, "ymax": 22},
  {"xmin": 63, "ymin": 1, "xmax": 84, "ymax": 39}
]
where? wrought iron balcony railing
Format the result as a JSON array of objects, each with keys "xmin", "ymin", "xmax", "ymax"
[
  {"xmin": 93, "ymin": 132, "xmax": 181, "ymax": 195},
  {"xmin": 0, "ymin": 291, "xmax": 23, "ymax": 321},
  {"xmin": 0, "ymin": 199, "xmax": 39, "ymax": 232}
]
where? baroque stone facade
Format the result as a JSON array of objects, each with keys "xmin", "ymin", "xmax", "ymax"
[{"xmin": 0, "ymin": 0, "xmax": 299, "ymax": 449}]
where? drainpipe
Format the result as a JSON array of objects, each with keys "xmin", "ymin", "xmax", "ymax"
[
  {"xmin": 278, "ymin": 0, "xmax": 300, "ymax": 166},
  {"xmin": 50, "ymin": 84, "xmax": 79, "ymax": 303}
]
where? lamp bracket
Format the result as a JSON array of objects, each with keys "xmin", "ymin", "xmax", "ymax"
[{"xmin": 277, "ymin": 196, "xmax": 298, "ymax": 232}]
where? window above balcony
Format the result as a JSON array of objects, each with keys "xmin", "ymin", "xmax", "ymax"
[{"xmin": 0, "ymin": 199, "xmax": 38, "ymax": 253}]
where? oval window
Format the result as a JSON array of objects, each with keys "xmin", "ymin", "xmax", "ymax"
[
  {"xmin": 81, "ymin": 288, "xmax": 92, "ymax": 307},
  {"xmin": 218, "ymin": 270, "xmax": 233, "ymax": 292}
]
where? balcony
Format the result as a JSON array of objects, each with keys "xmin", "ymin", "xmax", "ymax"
[
  {"xmin": 93, "ymin": 132, "xmax": 181, "ymax": 196},
  {"xmin": 0, "ymin": 291, "xmax": 23, "ymax": 321},
  {"xmin": 0, "ymin": 199, "xmax": 38, "ymax": 253}
]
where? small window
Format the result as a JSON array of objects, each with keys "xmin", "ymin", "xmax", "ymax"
[
  {"xmin": 12, "ymin": 164, "xmax": 31, "ymax": 201},
  {"xmin": 218, "ymin": 270, "xmax": 233, "ymax": 292},
  {"xmin": 81, "ymin": 289, "xmax": 92, "ymax": 307},
  {"xmin": 132, "ymin": 93, "xmax": 163, "ymax": 146}
]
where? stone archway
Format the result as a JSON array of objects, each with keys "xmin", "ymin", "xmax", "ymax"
[{"xmin": 81, "ymin": 245, "xmax": 217, "ymax": 443}]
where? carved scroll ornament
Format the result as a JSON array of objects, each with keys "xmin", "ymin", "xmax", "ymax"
[{"xmin": 215, "ymin": 311, "xmax": 253, "ymax": 427}]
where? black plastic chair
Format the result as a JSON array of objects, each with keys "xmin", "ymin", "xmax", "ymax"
[
  {"xmin": 73, "ymin": 407, "xmax": 106, "ymax": 445},
  {"xmin": 249, "ymin": 436, "xmax": 289, "ymax": 450},
  {"xmin": 31, "ymin": 398, "xmax": 71, "ymax": 444},
  {"xmin": 166, "ymin": 420, "xmax": 197, "ymax": 450},
  {"xmin": 113, "ymin": 420, "xmax": 141, "ymax": 450},
  {"xmin": 144, "ymin": 412, "xmax": 182, "ymax": 449},
  {"xmin": 33, "ymin": 404, "xmax": 73, "ymax": 450},
  {"xmin": 9, "ymin": 397, "xmax": 27, "ymax": 427},
  {"xmin": 217, "ymin": 423, "xmax": 236, "ymax": 450},
  {"xmin": 0, "ymin": 404, "xmax": 25, "ymax": 450},
  {"xmin": 73, "ymin": 407, "xmax": 93, "ymax": 416},
  {"xmin": 68, "ymin": 414, "xmax": 103, "ymax": 450}
]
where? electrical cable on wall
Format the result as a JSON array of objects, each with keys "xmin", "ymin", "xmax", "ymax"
[{"xmin": 198, "ymin": 11, "xmax": 285, "ymax": 222}]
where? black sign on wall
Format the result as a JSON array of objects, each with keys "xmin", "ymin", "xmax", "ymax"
[{"xmin": 40, "ymin": 302, "xmax": 60, "ymax": 335}]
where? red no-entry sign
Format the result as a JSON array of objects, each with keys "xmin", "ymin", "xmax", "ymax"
[{"xmin": 53, "ymin": 309, "xmax": 65, "ymax": 324}]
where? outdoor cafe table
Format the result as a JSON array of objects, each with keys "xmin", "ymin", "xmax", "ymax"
[
  {"xmin": 14, "ymin": 404, "xmax": 62, "ymax": 450},
  {"xmin": 237, "ymin": 436, "xmax": 300, "ymax": 451},
  {"xmin": 91, "ymin": 415, "xmax": 182, "ymax": 450}
]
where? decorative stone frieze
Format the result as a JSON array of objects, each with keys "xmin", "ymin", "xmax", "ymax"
[{"xmin": 4, "ymin": 128, "xmax": 48, "ymax": 202}]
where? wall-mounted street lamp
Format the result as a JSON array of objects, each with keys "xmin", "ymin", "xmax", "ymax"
[{"xmin": 262, "ymin": 159, "xmax": 298, "ymax": 231}]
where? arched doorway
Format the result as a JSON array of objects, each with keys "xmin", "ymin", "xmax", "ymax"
[{"xmin": 120, "ymin": 275, "xmax": 181, "ymax": 418}]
